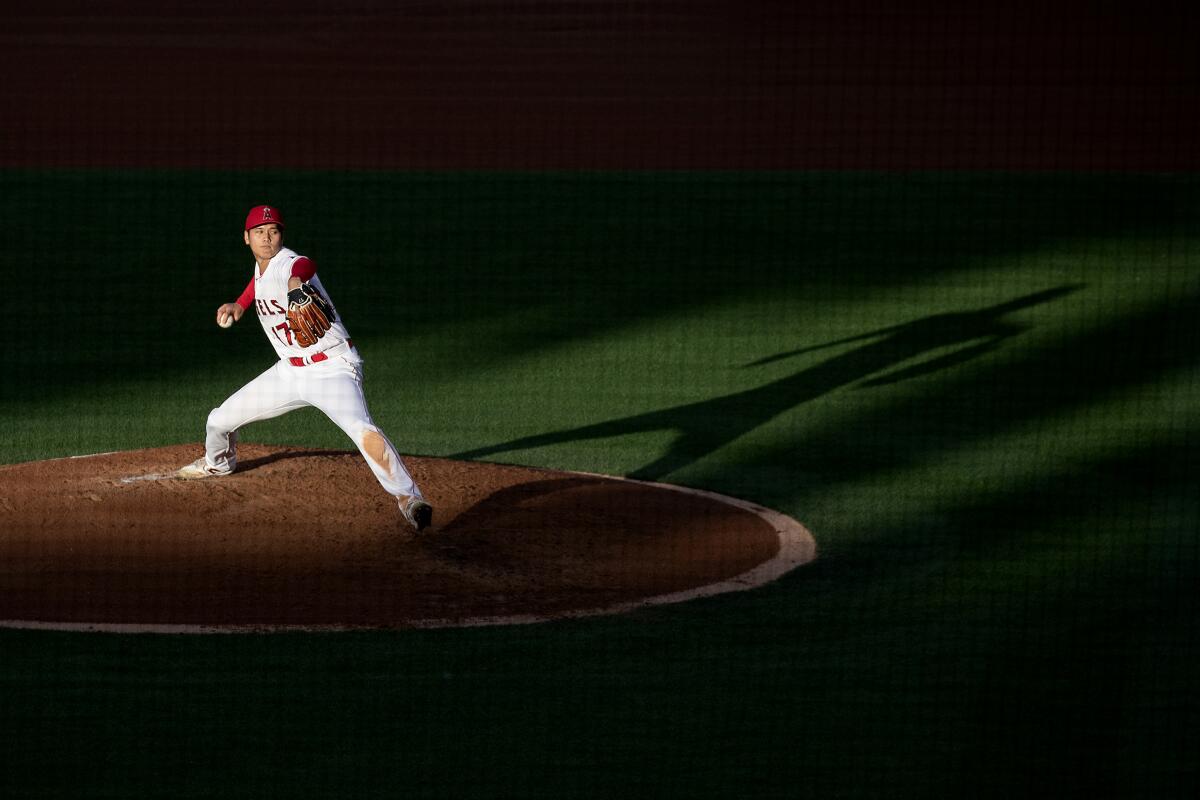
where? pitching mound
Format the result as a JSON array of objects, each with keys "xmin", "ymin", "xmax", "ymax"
[{"xmin": 0, "ymin": 444, "xmax": 814, "ymax": 633}]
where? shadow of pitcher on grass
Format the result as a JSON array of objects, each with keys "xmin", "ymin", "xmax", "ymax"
[{"xmin": 452, "ymin": 285, "xmax": 1083, "ymax": 481}]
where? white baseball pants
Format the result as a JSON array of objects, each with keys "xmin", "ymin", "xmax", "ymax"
[{"xmin": 203, "ymin": 356, "xmax": 423, "ymax": 500}]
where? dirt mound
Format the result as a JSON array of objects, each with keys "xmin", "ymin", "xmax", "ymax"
[{"xmin": 0, "ymin": 444, "xmax": 813, "ymax": 632}]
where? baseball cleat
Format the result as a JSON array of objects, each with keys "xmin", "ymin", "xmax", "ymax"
[
  {"xmin": 398, "ymin": 495, "xmax": 433, "ymax": 532},
  {"xmin": 176, "ymin": 458, "xmax": 231, "ymax": 479}
]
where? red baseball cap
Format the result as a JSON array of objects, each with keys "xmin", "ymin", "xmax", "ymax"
[{"xmin": 244, "ymin": 205, "xmax": 284, "ymax": 230}]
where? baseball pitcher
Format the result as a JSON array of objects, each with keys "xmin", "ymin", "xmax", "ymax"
[{"xmin": 177, "ymin": 205, "xmax": 432, "ymax": 533}]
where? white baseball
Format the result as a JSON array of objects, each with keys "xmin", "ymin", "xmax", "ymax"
[{"xmin": 219, "ymin": 313, "xmax": 234, "ymax": 329}]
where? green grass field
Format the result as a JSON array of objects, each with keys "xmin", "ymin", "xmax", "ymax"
[{"xmin": 1, "ymin": 171, "xmax": 1197, "ymax": 797}]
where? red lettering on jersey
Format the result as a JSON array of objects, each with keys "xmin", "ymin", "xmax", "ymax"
[{"xmin": 254, "ymin": 298, "xmax": 287, "ymax": 316}]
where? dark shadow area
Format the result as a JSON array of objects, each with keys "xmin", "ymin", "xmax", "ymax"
[
  {"xmin": 436, "ymin": 476, "xmax": 603, "ymax": 533},
  {"xmin": 453, "ymin": 286, "xmax": 1082, "ymax": 480},
  {"xmin": 879, "ymin": 437, "xmax": 1197, "ymax": 798},
  {"xmin": 423, "ymin": 476, "xmax": 605, "ymax": 563},
  {"xmin": 674, "ymin": 429, "xmax": 1200, "ymax": 800}
]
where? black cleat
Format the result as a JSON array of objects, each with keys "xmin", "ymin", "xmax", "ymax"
[{"xmin": 398, "ymin": 496, "xmax": 433, "ymax": 532}]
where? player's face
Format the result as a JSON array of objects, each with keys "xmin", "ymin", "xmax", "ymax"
[{"xmin": 244, "ymin": 223, "xmax": 283, "ymax": 262}]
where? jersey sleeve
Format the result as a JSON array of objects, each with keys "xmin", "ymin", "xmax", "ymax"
[
  {"xmin": 235, "ymin": 277, "xmax": 255, "ymax": 311},
  {"xmin": 291, "ymin": 257, "xmax": 317, "ymax": 282}
]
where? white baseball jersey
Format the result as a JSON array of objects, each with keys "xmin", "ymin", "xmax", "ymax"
[{"xmin": 248, "ymin": 247, "xmax": 356, "ymax": 362}]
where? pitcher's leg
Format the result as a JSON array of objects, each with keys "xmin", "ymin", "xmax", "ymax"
[
  {"xmin": 355, "ymin": 424, "xmax": 423, "ymax": 499},
  {"xmin": 205, "ymin": 362, "xmax": 306, "ymax": 472},
  {"xmin": 304, "ymin": 363, "xmax": 423, "ymax": 499}
]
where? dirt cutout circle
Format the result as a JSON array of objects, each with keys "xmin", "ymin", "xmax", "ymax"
[{"xmin": 0, "ymin": 445, "xmax": 814, "ymax": 632}]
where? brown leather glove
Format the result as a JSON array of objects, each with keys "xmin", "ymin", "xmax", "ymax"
[{"xmin": 286, "ymin": 283, "xmax": 336, "ymax": 348}]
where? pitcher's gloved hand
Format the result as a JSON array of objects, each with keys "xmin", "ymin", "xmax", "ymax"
[{"xmin": 286, "ymin": 283, "xmax": 335, "ymax": 347}]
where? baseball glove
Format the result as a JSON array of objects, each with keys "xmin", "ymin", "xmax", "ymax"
[{"xmin": 287, "ymin": 283, "xmax": 336, "ymax": 348}]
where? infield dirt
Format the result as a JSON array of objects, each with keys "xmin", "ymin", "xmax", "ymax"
[{"xmin": 0, "ymin": 445, "xmax": 805, "ymax": 631}]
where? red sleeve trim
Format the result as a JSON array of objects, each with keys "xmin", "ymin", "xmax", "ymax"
[
  {"xmin": 291, "ymin": 257, "xmax": 317, "ymax": 282},
  {"xmin": 236, "ymin": 277, "xmax": 255, "ymax": 311}
]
